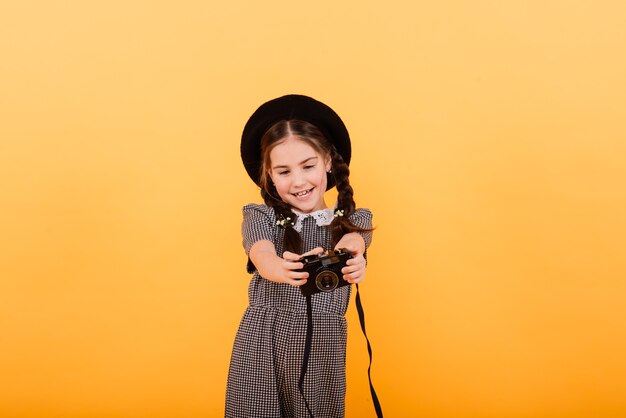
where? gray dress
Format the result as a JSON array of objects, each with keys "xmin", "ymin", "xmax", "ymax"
[{"xmin": 225, "ymin": 204, "xmax": 373, "ymax": 418}]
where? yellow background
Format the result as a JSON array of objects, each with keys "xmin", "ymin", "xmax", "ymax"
[{"xmin": 1, "ymin": 1, "xmax": 625, "ymax": 417}]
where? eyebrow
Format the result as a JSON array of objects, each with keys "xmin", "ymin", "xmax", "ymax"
[{"xmin": 272, "ymin": 156, "xmax": 318, "ymax": 170}]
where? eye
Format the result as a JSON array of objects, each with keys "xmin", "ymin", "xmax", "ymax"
[
  {"xmin": 304, "ymin": 165, "xmax": 315, "ymax": 170},
  {"xmin": 278, "ymin": 170, "xmax": 289, "ymax": 176}
]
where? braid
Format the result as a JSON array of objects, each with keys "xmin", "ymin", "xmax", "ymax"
[
  {"xmin": 329, "ymin": 147, "xmax": 368, "ymax": 248},
  {"xmin": 261, "ymin": 185, "xmax": 302, "ymax": 254}
]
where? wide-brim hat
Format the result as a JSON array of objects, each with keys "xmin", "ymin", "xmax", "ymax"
[{"xmin": 240, "ymin": 94, "xmax": 351, "ymax": 190}]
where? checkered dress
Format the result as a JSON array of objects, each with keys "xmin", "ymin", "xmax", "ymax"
[{"xmin": 225, "ymin": 204, "xmax": 373, "ymax": 418}]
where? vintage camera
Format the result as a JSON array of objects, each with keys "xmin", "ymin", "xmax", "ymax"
[{"xmin": 298, "ymin": 249, "xmax": 353, "ymax": 297}]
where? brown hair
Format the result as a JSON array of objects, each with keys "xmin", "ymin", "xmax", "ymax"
[{"xmin": 259, "ymin": 119, "xmax": 371, "ymax": 254}]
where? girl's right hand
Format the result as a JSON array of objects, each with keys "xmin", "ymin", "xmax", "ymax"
[
  {"xmin": 249, "ymin": 240, "xmax": 325, "ymax": 286},
  {"xmin": 279, "ymin": 247, "xmax": 324, "ymax": 287}
]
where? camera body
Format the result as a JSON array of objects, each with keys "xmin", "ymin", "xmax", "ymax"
[{"xmin": 298, "ymin": 249, "xmax": 353, "ymax": 297}]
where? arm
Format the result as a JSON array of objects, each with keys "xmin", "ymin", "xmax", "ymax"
[
  {"xmin": 335, "ymin": 232, "xmax": 367, "ymax": 284},
  {"xmin": 249, "ymin": 240, "xmax": 323, "ymax": 287},
  {"xmin": 335, "ymin": 232, "xmax": 365, "ymax": 255}
]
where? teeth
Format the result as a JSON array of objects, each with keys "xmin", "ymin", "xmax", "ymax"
[{"xmin": 294, "ymin": 189, "xmax": 311, "ymax": 197}]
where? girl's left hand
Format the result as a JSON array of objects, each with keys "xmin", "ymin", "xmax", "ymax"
[{"xmin": 335, "ymin": 232, "xmax": 367, "ymax": 284}]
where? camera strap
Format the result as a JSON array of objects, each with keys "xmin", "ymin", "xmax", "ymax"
[
  {"xmin": 298, "ymin": 295, "xmax": 315, "ymax": 418},
  {"xmin": 298, "ymin": 285, "xmax": 383, "ymax": 418},
  {"xmin": 354, "ymin": 284, "xmax": 384, "ymax": 417}
]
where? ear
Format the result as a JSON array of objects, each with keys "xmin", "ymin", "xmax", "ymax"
[{"xmin": 325, "ymin": 155, "xmax": 332, "ymax": 172}]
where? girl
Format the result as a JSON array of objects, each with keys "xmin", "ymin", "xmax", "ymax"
[{"xmin": 226, "ymin": 94, "xmax": 373, "ymax": 418}]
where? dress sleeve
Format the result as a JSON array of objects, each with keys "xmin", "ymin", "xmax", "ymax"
[
  {"xmin": 242, "ymin": 204, "xmax": 275, "ymax": 273},
  {"xmin": 349, "ymin": 208, "xmax": 374, "ymax": 255}
]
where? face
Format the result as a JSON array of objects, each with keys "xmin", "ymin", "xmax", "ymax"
[{"xmin": 268, "ymin": 135, "xmax": 331, "ymax": 213}]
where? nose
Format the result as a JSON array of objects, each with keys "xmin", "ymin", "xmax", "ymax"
[{"xmin": 293, "ymin": 169, "xmax": 306, "ymax": 187}]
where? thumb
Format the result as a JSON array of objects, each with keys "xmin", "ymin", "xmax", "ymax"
[
  {"xmin": 282, "ymin": 251, "xmax": 301, "ymax": 261},
  {"xmin": 335, "ymin": 245, "xmax": 358, "ymax": 255}
]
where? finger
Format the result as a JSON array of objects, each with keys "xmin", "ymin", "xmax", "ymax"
[
  {"xmin": 342, "ymin": 263, "xmax": 365, "ymax": 279},
  {"xmin": 287, "ymin": 269, "xmax": 309, "ymax": 280},
  {"xmin": 300, "ymin": 247, "xmax": 324, "ymax": 257},
  {"xmin": 342, "ymin": 269, "xmax": 359, "ymax": 280},
  {"xmin": 347, "ymin": 276, "xmax": 364, "ymax": 284},
  {"xmin": 342, "ymin": 260, "xmax": 365, "ymax": 273},
  {"xmin": 345, "ymin": 255, "xmax": 365, "ymax": 265},
  {"xmin": 283, "ymin": 260, "xmax": 305, "ymax": 270},
  {"xmin": 341, "ymin": 264, "xmax": 359, "ymax": 275},
  {"xmin": 344, "ymin": 271, "xmax": 365, "ymax": 284},
  {"xmin": 287, "ymin": 278, "xmax": 308, "ymax": 287}
]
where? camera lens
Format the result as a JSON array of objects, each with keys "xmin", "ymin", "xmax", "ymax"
[{"xmin": 315, "ymin": 270, "xmax": 339, "ymax": 292}]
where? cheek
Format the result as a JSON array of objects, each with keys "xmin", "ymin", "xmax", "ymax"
[
  {"xmin": 318, "ymin": 168, "xmax": 328, "ymax": 181},
  {"xmin": 313, "ymin": 170, "xmax": 328, "ymax": 188},
  {"xmin": 272, "ymin": 177, "xmax": 290, "ymax": 194}
]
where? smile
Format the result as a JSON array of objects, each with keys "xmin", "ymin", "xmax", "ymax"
[{"xmin": 292, "ymin": 188, "xmax": 314, "ymax": 198}]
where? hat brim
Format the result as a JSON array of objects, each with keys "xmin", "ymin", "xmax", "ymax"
[{"xmin": 240, "ymin": 94, "xmax": 351, "ymax": 190}]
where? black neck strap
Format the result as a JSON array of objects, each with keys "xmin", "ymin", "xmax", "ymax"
[
  {"xmin": 298, "ymin": 285, "xmax": 383, "ymax": 418},
  {"xmin": 298, "ymin": 295, "xmax": 315, "ymax": 417}
]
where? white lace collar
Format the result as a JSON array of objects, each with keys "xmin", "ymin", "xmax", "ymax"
[{"xmin": 290, "ymin": 204, "xmax": 337, "ymax": 232}]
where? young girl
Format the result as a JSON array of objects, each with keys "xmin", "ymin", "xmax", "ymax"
[{"xmin": 226, "ymin": 94, "xmax": 373, "ymax": 418}]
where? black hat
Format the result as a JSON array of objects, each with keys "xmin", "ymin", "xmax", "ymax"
[{"xmin": 240, "ymin": 94, "xmax": 351, "ymax": 190}]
